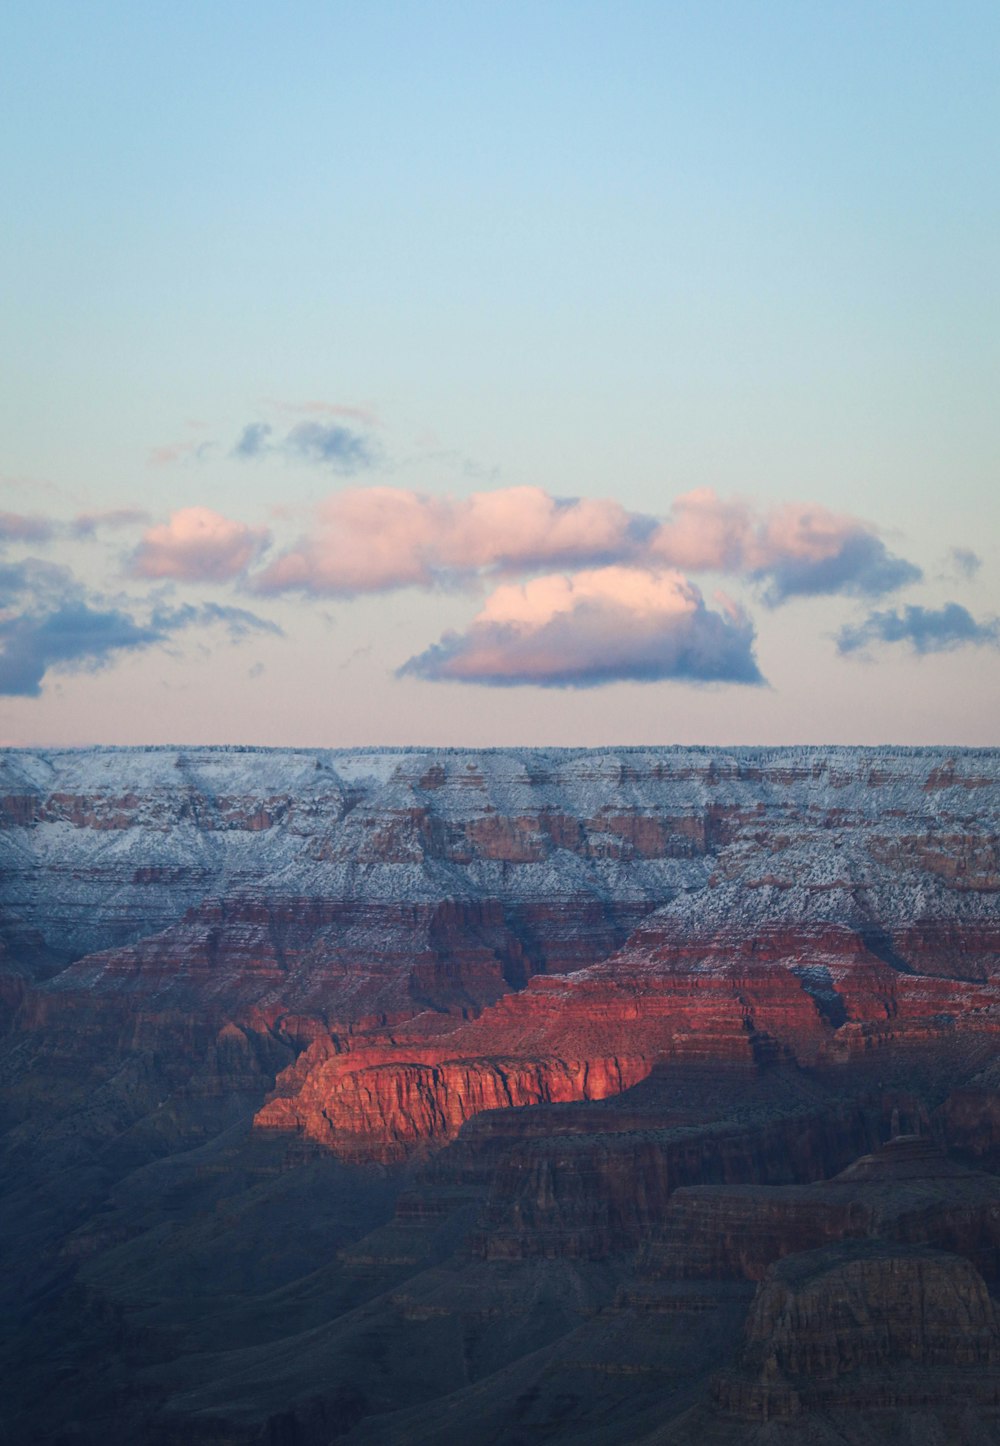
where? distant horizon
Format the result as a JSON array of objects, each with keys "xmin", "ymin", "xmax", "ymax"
[{"xmin": 4, "ymin": 740, "xmax": 997, "ymax": 756}]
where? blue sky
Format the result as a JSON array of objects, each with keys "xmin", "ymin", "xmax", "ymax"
[{"xmin": 1, "ymin": 1, "xmax": 997, "ymax": 745}]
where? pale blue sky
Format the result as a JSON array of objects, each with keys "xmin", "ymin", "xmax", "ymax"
[{"xmin": 1, "ymin": 2, "xmax": 997, "ymax": 745}]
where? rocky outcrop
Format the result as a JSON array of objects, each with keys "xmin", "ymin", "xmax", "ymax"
[
  {"xmin": 256, "ymin": 1052, "xmax": 647, "ymax": 1161},
  {"xmin": 643, "ymin": 1135, "xmax": 1000, "ymax": 1284},
  {"xmin": 716, "ymin": 1244, "xmax": 1000, "ymax": 1419},
  {"xmin": 251, "ymin": 931, "xmax": 1000, "ymax": 1161}
]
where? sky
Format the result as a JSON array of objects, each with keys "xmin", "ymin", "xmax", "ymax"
[{"xmin": 0, "ymin": 0, "xmax": 998, "ymax": 748}]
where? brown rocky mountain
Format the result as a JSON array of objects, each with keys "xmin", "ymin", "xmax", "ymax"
[{"xmin": 2, "ymin": 744, "xmax": 1000, "ymax": 1443}]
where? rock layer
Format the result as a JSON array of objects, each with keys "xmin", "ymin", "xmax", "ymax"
[
  {"xmin": 4, "ymin": 747, "xmax": 1000, "ymax": 1443},
  {"xmin": 3, "ymin": 745, "xmax": 1000, "ymax": 1164},
  {"xmin": 716, "ymin": 1244, "xmax": 1000, "ymax": 1420}
]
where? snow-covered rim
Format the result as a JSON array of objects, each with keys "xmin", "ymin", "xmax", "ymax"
[{"xmin": 1, "ymin": 744, "xmax": 997, "ymax": 759}]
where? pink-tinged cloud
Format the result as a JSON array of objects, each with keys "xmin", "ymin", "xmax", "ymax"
[
  {"xmin": 649, "ymin": 490, "xmax": 920, "ymax": 602},
  {"xmin": 253, "ymin": 484, "xmax": 917, "ymax": 604},
  {"xmin": 253, "ymin": 486, "xmax": 643, "ymax": 595},
  {"xmin": 401, "ymin": 566, "xmax": 763, "ymax": 688},
  {"xmin": 647, "ymin": 490, "xmax": 755, "ymax": 572},
  {"xmin": 131, "ymin": 508, "xmax": 271, "ymax": 582}
]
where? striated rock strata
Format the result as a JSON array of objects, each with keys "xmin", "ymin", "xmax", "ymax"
[
  {"xmin": 716, "ymin": 1244, "xmax": 1000, "ymax": 1420},
  {"xmin": 3, "ymin": 746, "xmax": 1000, "ymax": 1444}
]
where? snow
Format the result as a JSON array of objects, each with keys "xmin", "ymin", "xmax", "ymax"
[{"xmin": 0, "ymin": 745, "xmax": 997, "ymax": 959}]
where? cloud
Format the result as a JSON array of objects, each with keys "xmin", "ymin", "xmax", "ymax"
[
  {"xmin": 0, "ymin": 603, "xmax": 164, "ymax": 696},
  {"xmin": 0, "ymin": 512, "xmax": 56, "ymax": 545},
  {"xmin": 0, "ymin": 560, "xmax": 281, "ymax": 696},
  {"xmin": 254, "ymin": 485, "xmax": 647, "ymax": 596},
  {"xmin": 0, "ymin": 561, "xmax": 164, "ymax": 697},
  {"xmin": 231, "ymin": 418, "xmax": 376, "ymax": 473},
  {"xmin": 0, "ymin": 559, "xmax": 82, "ymax": 610},
  {"xmin": 131, "ymin": 508, "xmax": 271, "ymax": 582},
  {"xmin": 837, "ymin": 602, "xmax": 1000, "ymax": 656},
  {"xmin": 649, "ymin": 490, "xmax": 920, "ymax": 603},
  {"xmin": 232, "ymin": 422, "xmax": 273, "ymax": 459},
  {"xmin": 70, "ymin": 508, "xmax": 150, "ymax": 538},
  {"xmin": 755, "ymin": 528, "xmax": 921, "ymax": 604},
  {"xmin": 253, "ymin": 484, "xmax": 917, "ymax": 605},
  {"xmin": 400, "ymin": 566, "xmax": 764, "ymax": 688},
  {"xmin": 150, "ymin": 601, "xmax": 283, "ymax": 642},
  {"xmin": 647, "ymin": 490, "xmax": 756, "ymax": 572},
  {"xmin": 284, "ymin": 421, "xmax": 375, "ymax": 472},
  {"xmin": 949, "ymin": 546, "xmax": 982, "ymax": 580}
]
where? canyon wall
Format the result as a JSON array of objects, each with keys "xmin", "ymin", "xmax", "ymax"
[{"xmin": 3, "ymin": 745, "xmax": 1000, "ymax": 1444}]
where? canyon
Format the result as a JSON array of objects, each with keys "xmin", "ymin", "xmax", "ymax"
[{"xmin": 2, "ymin": 744, "xmax": 1000, "ymax": 1442}]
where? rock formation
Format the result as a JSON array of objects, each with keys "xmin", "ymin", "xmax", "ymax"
[{"xmin": 3, "ymin": 745, "xmax": 1000, "ymax": 1443}]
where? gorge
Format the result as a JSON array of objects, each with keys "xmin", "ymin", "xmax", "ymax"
[{"xmin": 3, "ymin": 745, "xmax": 1000, "ymax": 1443}]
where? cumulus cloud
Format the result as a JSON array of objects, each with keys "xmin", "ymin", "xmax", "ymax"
[
  {"xmin": 252, "ymin": 484, "xmax": 917, "ymax": 605},
  {"xmin": 756, "ymin": 528, "xmax": 920, "ymax": 604},
  {"xmin": 254, "ymin": 485, "xmax": 645, "ymax": 596},
  {"xmin": 131, "ymin": 508, "xmax": 271, "ymax": 582},
  {"xmin": 0, "ymin": 560, "xmax": 280, "ymax": 696},
  {"xmin": 400, "ymin": 566, "xmax": 764, "ymax": 688},
  {"xmin": 649, "ymin": 490, "xmax": 920, "ymax": 603},
  {"xmin": 837, "ymin": 602, "xmax": 1000, "ymax": 656},
  {"xmin": 646, "ymin": 490, "xmax": 754, "ymax": 572}
]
